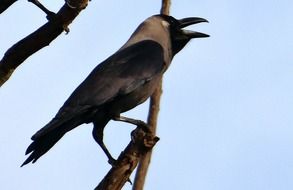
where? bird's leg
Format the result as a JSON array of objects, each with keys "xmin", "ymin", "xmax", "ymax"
[
  {"xmin": 99, "ymin": 141, "xmax": 117, "ymax": 166},
  {"xmin": 92, "ymin": 126, "xmax": 116, "ymax": 166},
  {"xmin": 28, "ymin": 0, "xmax": 56, "ymax": 21},
  {"xmin": 113, "ymin": 115, "xmax": 151, "ymax": 133}
]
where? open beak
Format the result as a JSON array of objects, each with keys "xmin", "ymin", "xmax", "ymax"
[{"xmin": 179, "ymin": 17, "xmax": 209, "ymax": 38}]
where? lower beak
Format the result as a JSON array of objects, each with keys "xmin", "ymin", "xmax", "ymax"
[{"xmin": 182, "ymin": 30, "xmax": 210, "ymax": 38}]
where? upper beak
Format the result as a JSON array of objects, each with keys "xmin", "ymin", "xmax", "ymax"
[{"xmin": 179, "ymin": 17, "xmax": 209, "ymax": 38}]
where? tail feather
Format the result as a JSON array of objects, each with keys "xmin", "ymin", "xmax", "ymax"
[
  {"xmin": 21, "ymin": 107, "xmax": 95, "ymax": 167},
  {"xmin": 21, "ymin": 128, "xmax": 64, "ymax": 167},
  {"xmin": 21, "ymin": 115, "xmax": 86, "ymax": 167}
]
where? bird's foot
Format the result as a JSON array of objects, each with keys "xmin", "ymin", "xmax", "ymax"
[
  {"xmin": 108, "ymin": 152, "xmax": 133, "ymax": 184},
  {"xmin": 106, "ymin": 155, "xmax": 132, "ymax": 184}
]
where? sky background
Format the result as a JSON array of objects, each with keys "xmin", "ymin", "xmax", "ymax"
[{"xmin": 1, "ymin": 0, "xmax": 293, "ymax": 189}]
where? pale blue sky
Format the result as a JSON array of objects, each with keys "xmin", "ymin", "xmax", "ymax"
[{"xmin": 1, "ymin": 0, "xmax": 292, "ymax": 189}]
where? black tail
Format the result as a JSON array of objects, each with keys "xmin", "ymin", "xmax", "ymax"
[
  {"xmin": 21, "ymin": 130, "xmax": 64, "ymax": 167},
  {"xmin": 21, "ymin": 115, "xmax": 86, "ymax": 167}
]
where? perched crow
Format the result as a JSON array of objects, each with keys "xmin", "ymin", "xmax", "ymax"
[{"xmin": 22, "ymin": 14, "xmax": 209, "ymax": 166}]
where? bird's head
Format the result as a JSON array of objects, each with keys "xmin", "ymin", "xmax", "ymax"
[
  {"xmin": 120, "ymin": 14, "xmax": 209, "ymax": 62},
  {"xmin": 159, "ymin": 15, "xmax": 209, "ymax": 55}
]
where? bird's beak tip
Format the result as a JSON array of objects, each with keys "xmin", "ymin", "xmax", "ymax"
[{"xmin": 179, "ymin": 17, "xmax": 209, "ymax": 38}]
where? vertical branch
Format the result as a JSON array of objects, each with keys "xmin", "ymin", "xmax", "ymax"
[
  {"xmin": 132, "ymin": 1, "xmax": 171, "ymax": 190},
  {"xmin": 160, "ymin": 0, "xmax": 171, "ymax": 15}
]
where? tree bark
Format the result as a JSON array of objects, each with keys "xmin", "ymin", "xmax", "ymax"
[
  {"xmin": 0, "ymin": 0, "xmax": 89, "ymax": 87},
  {"xmin": 160, "ymin": 0, "xmax": 171, "ymax": 15}
]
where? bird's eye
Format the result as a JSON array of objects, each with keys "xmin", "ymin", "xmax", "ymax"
[{"xmin": 169, "ymin": 18, "xmax": 179, "ymax": 27}]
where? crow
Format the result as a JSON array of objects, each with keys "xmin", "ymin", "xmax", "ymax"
[{"xmin": 22, "ymin": 14, "xmax": 209, "ymax": 166}]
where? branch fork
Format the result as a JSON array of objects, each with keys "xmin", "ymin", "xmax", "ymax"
[{"xmin": 95, "ymin": 127, "xmax": 159, "ymax": 190}]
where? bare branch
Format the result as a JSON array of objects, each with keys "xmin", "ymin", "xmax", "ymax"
[
  {"xmin": 160, "ymin": 0, "xmax": 171, "ymax": 15},
  {"xmin": 0, "ymin": 0, "xmax": 17, "ymax": 14},
  {"xmin": 95, "ymin": 128, "xmax": 159, "ymax": 190},
  {"xmin": 0, "ymin": 0, "xmax": 89, "ymax": 87}
]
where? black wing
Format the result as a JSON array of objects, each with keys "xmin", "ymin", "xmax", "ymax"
[
  {"xmin": 32, "ymin": 40, "xmax": 165, "ymax": 139},
  {"xmin": 66, "ymin": 40, "xmax": 165, "ymax": 106}
]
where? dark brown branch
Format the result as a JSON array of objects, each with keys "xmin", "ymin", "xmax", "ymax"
[
  {"xmin": 132, "ymin": 1, "xmax": 171, "ymax": 190},
  {"xmin": 160, "ymin": 0, "xmax": 171, "ymax": 15},
  {"xmin": 0, "ymin": 0, "xmax": 17, "ymax": 14},
  {"xmin": 0, "ymin": 0, "xmax": 89, "ymax": 87},
  {"xmin": 95, "ymin": 127, "xmax": 159, "ymax": 190},
  {"xmin": 132, "ymin": 81, "xmax": 162, "ymax": 190}
]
